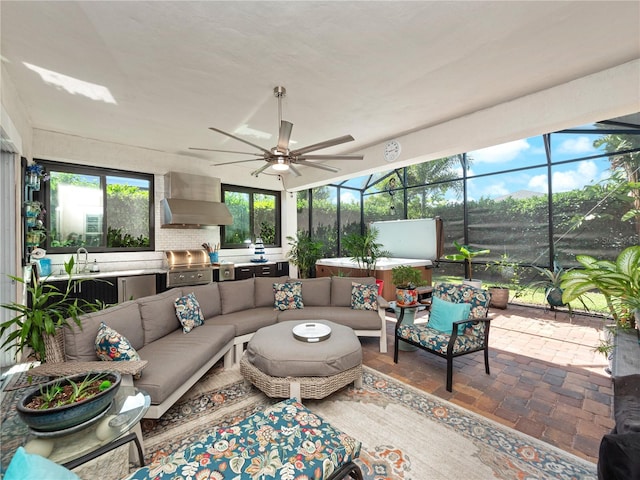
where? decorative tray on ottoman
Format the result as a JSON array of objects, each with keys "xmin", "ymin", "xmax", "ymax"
[{"xmin": 292, "ymin": 323, "xmax": 332, "ymax": 343}]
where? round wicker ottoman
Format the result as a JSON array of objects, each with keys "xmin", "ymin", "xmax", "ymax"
[{"xmin": 240, "ymin": 320, "xmax": 363, "ymax": 400}]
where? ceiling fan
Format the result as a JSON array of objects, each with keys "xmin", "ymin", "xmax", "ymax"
[{"xmin": 190, "ymin": 86, "xmax": 364, "ymax": 177}]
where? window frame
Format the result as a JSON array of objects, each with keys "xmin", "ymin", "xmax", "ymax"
[
  {"xmin": 37, "ymin": 159, "xmax": 155, "ymax": 253},
  {"xmin": 221, "ymin": 184, "xmax": 281, "ymax": 249}
]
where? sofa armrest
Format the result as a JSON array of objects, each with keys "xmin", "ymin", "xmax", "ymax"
[{"xmin": 28, "ymin": 360, "xmax": 148, "ymax": 378}]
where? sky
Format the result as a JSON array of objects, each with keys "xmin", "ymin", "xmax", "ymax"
[{"xmin": 332, "ymin": 128, "xmax": 614, "ymax": 205}]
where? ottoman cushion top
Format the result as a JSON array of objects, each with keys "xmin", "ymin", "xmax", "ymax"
[{"xmin": 246, "ymin": 320, "xmax": 362, "ymax": 377}]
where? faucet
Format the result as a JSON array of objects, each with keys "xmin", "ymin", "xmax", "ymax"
[{"xmin": 76, "ymin": 247, "xmax": 89, "ymax": 273}]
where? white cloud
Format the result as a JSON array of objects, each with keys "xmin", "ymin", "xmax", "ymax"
[
  {"xmin": 556, "ymin": 136, "xmax": 595, "ymax": 155},
  {"xmin": 340, "ymin": 191, "xmax": 358, "ymax": 204},
  {"xmin": 470, "ymin": 140, "xmax": 530, "ymax": 164},
  {"xmin": 527, "ymin": 160, "xmax": 599, "ymax": 193}
]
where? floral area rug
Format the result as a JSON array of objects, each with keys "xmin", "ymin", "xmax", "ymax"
[{"xmin": 141, "ymin": 365, "xmax": 597, "ymax": 480}]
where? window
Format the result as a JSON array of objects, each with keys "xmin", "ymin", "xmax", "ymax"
[
  {"xmin": 38, "ymin": 160, "xmax": 153, "ymax": 252},
  {"xmin": 221, "ymin": 185, "xmax": 280, "ymax": 248}
]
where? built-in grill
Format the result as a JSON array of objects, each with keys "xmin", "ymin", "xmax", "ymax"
[{"xmin": 165, "ymin": 249, "xmax": 217, "ymax": 287}]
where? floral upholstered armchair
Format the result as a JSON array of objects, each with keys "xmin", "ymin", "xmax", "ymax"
[{"xmin": 394, "ymin": 282, "xmax": 492, "ymax": 392}]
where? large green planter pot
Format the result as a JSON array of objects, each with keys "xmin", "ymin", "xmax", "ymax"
[
  {"xmin": 17, "ymin": 371, "xmax": 121, "ymax": 433},
  {"xmin": 546, "ymin": 287, "xmax": 566, "ymax": 307}
]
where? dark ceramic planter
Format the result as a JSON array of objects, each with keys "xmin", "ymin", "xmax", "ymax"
[{"xmin": 17, "ymin": 371, "xmax": 121, "ymax": 432}]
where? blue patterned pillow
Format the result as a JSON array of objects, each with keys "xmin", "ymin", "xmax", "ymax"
[
  {"xmin": 428, "ymin": 296, "xmax": 472, "ymax": 334},
  {"xmin": 174, "ymin": 293, "xmax": 205, "ymax": 333},
  {"xmin": 351, "ymin": 282, "xmax": 378, "ymax": 310},
  {"xmin": 273, "ymin": 282, "xmax": 304, "ymax": 310},
  {"xmin": 95, "ymin": 322, "xmax": 141, "ymax": 361}
]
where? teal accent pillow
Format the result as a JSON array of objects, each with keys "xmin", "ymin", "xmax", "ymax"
[
  {"xmin": 5, "ymin": 447, "xmax": 80, "ymax": 480},
  {"xmin": 351, "ymin": 282, "xmax": 378, "ymax": 311},
  {"xmin": 428, "ymin": 296, "xmax": 472, "ymax": 334},
  {"xmin": 174, "ymin": 293, "xmax": 205, "ymax": 333},
  {"xmin": 274, "ymin": 282, "xmax": 304, "ymax": 310},
  {"xmin": 95, "ymin": 322, "xmax": 141, "ymax": 361}
]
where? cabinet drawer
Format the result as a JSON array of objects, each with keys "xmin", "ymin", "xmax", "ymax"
[{"xmin": 256, "ymin": 264, "xmax": 276, "ymax": 276}]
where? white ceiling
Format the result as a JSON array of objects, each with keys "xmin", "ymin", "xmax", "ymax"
[{"xmin": 2, "ymin": 1, "xmax": 639, "ymax": 188}]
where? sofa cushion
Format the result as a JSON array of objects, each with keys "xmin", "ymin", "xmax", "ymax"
[
  {"xmin": 138, "ymin": 288, "xmax": 183, "ymax": 345},
  {"xmin": 351, "ymin": 282, "xmax": 378, "ymax": 310},
  {"xmin": 187, "ymin": 283, "xmax": 221, "ymax": 318},
  {"xmin": 255, "ymin": 276, "xmax": 288, "ymax": 307},
  {"xmin": 64, "ymin": 301, "xmax": 143, "ymax": 361},
  {"xmin": 331, "ymin": 276, "xmax": 377, "ymax": 307},
  {"xmin": 95, "ymin": 322, "xmax": 141, "ymax": 361},
  {"xmin": 299, "ymin": 277, "xmax": 331, "ymax": 306},
  {"xmin": 274, "ymin": 281, "xmax": 304, "ymax": 310},
  {"xmin": 174, "ymin": 293, "xmax": 205, "ymax": 333},
  {"xmin": 277, "ymin": 306, "xmax": 381, "ymax": 330},
  {"xmin": 206, "ymin": 307, "xmax": 279, "ymax": 337},
  {"xmin": 219, "ymin": 278, "xmax": 254, "ymax": 314},
  {"xmin": 134, "ymin": 324, "xmax": 235, "ymax": 405}
]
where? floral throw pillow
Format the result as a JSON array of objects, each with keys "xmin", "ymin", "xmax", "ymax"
[
  {"xmin": 351, "ymin": 282, "xmax": 378, "ymax": 311},
  {"xmin": 95, "ymin": 322, "xmax": 141, "ymax": 361},
  {"xmin": 273, "ymin": 282, "xmax": 304, "ymax": 310},
  {"xmin": 174, "ymin": 293, "xmax": 205, "ymax": 333}
]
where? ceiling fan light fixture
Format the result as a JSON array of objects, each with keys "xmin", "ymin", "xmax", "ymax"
[{"xmin": 272, "ymin": 157, "xmax": 289, "ymax": 171}]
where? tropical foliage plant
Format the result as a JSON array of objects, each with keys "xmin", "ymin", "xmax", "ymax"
[
  {"xmin": 286, "ymin": 231, "xmax": 324, "ymax": 279},
  {"xmin": 560, "ymin": 245, "xmax": 640, "ymax": 328},
  {"xmin": 342, "ymin": 227, "xmax": 389, "ymax": 276},
  {"xmin": 0, "ymin": 259, "xmax": 103, "ymax": 362},
  {"xmin": 444, "ymin": 241, "xmax": 490, "ymax": 280},
  {"xmin": 391, "ymin": 265, "xmax": 426, "ymax": 289}
]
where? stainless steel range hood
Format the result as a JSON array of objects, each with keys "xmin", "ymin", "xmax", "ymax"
[{"xmin": 161, "ymin": 172, "xmax": 233, "ymax": 228}]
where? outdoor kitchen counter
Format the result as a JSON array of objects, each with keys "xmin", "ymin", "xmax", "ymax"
[{"xmin": 42, "ymin": 268, "xmax": 167, "ymax": 282}]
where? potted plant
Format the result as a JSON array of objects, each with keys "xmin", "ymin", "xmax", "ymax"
[
  {"xmin": 444, "ymin": 240, "xmax": 490, "ymax": 287},
  {"xmin": 342, "ymin": 227, "xmax": 390, "ymax": 277},
  {"xmin": 0, "ymin": 258, "xmax": 102, "ymax": 363},
  {"xmin": 560, "ymin": 246, "xmax": 640, "ymax": 328},
  {"xmin": 286, "ymin": 231, "xmax": 324, "ymax": 279},
  {"xmin": 528, "ymin": 264, "xmax": 587, "ymax": 315},
  {"xmin": 391, "ymin": 265, "xmax": 426, "ymax": 306},
  {"xmin": 484, "ymin": 253, "xmax": 522, "ymax": 309},
  {"xmin": 17, "ymin": 371, "xmax": 121, "ymax": 432}
]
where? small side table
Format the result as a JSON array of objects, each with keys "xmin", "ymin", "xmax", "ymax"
[
  {"xmin": 1, "ymin": 383, "xmax": 150, "ymax": 475},
  {"xmin": 395, "ymin": 303, "xmax": 421, "ymax": 352}
]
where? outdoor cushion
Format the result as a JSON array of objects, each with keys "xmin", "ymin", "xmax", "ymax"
[
  {"xmin": 255, "ymin": 276, "xmax": 288, "ymax": 307},
  {"xmin": 64, "ymin": 300, "xmax": 144, "ymax": 361},
  {"xmin": 433, "ymin": 283, "xmax": 491, "ymax": 319},
  {"xmin": 277, "ymin": 306, "xmax": 381, "ymax": 330},
  {"xmin": 351, "ymin": 282, "xmax": 378, "ymax": 311},
  {"xmin": 174, "ymin": 293, "xmax": 205, "ymax": 333},
  {"xmin": 5, "ymin": 447, "xmax": 80, "ymax": 480},
  {"xmin": 331, "ymin": 276, "xmax": 376, "ymax": 307},
  {"xmin": 138, "ymin": 288, "xmax": 184, "ymax": 345},
  {"xmin": 274, "ymin": 281, "xmax": 304, "ymax": 310},
  {"xmin": 246, "ymin": 321, "xmax": 362, "ymax": 377},
  {"xmin": 218, "ymin": 278, "xmax": 255, "ymax": 314},
  {"xmin": 397, "ymin": 324, "xmax": 485, "ymax": 355},
  {"xmin": 95, "ymin": 322, "xmax": 141, "ymax": 361},
  {"xmin": 298, "ymin": 277, "xmax": 331, "ymax": 306},
  {"xmin": 187, "ymin": 283, "xmax": 221, "ymax": 318},
  {"xmin": 125, "ymin": 399, "xmax": 361, "ymax": 480},
  {"xmin": 207, "ymin": 307, "xmax": 278, "ymax": 336},
  {"xmin": 428, "ymin": 296, "xmax": 472, "ymax": 334}
]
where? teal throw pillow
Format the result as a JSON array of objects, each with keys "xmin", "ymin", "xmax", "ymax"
[
  {"xmin": 428, "ymin": 296, "xmax": 472, "ymax": 334},
  {"xmin": 274, "ymin": 282, "xmax": 304, "ymax": 310},
  {"xmin": 174, "ymin": 293, "xmax": 205, "ymax": 333},
  {"xmin": 351, "ymin": 282, "xmax": 378, "ymax": 311},
  {"xmin": 5, "ymin": 447, "xmax": 80, "ymax": 480},
  {"xmin": 95, "ymin": 322, "xmax": 141, "ymax": 361}
]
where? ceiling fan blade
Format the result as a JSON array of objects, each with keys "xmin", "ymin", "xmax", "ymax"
[
  {"xmin": 296, "ymin": 160, "xmax": 340, "ymax": 173},
  {"xmin": 250, "ymin": 163, "xmax": 271, "ymax": 177},
  {"xmin": 277, "ymin": 121, "xmax": 293, "ymax": 152},
  {"xmin": 290, "ymin": 135, "xmax": 355, "ymax": 156},
  {"xmin": 288, "ymin": 164, "xmax": 302, "ymax": 177},
  {"xmin": 209, "ymin": 127, "xmax": 271, "ymax": 155},
  {"xmin": 299, "ymin": 154, "xmax": 364, "ymax": 161},
  {"xmin": 189, "ymin": 147, "xmax": 263, "ymax": 156},
  {"xmin": 210, "ymin": 158, "xmax": 265, "ymax": 166}
]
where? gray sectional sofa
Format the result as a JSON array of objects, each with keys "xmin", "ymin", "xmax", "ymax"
[{"xmin": 58, "ymin": 276, "xmax": 388, "ymax": 419}]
